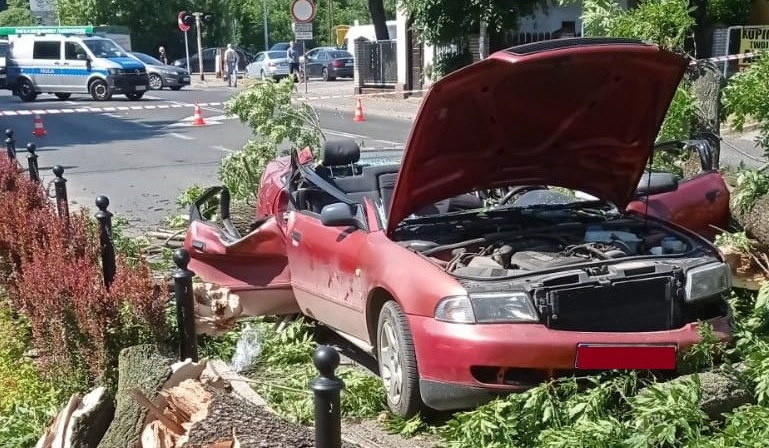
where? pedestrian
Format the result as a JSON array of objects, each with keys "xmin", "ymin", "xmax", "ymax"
[
  {"xmin": 224, "ymin": 44, "xmax": 239, "ymax": 88},
  {"xmin": 158, "ymin": 45, "xmax": 168, "ymax": 65},
  {"xmin": 287, "ymin": 41, "xmax": 300, "ymax": 82}
]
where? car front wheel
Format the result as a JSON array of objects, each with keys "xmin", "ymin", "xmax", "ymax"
[
  {"xmin": 89, "ymin": 79, "xmax": 112, "ymax": 101},
  {"xmin": 377, "ymin": 301, "xmax": 422, "ymax": 417},
  {"xmin": 17, "ymin": 79, "xmax": 37, "ymax": 102},
  {"xmin": 148, "ymin": 74, "xmax": 163, "ymax": 90}
]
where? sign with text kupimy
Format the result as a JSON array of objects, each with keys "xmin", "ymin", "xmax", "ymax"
[{"xmin": 739, "ymin": 26, "xmax": 769, "ymax": 69}]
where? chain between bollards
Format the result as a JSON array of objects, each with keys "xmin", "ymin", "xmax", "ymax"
[
  {"xmin": 52, "ymin": 165, "xmax": 69, "ymax": 226},
  {"xmin": 172, "ymin": 248, "xmax": 198, "ymax": 362},
  {"xmin": 5, "ymin": 129, "xmax": 16, "ymax": 161},
  {"xmin": 94, "ymin": 196, "xmax": 116, "ymax": 288},
  {"xmin": 312, "ymin": 345, "xmax": 345, "ymax": 448},
  {"xmin": 26, "ymin": 143, "xmax": 39, "ymax": 183}
]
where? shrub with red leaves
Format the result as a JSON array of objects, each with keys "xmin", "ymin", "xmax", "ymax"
[{"xmin": 0, "ymin": 155, "xmax": 168, "ymax": 389}]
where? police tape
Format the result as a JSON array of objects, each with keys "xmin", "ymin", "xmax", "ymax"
[{"xmin": 697, "ymin": 51, "xmax": 761, "ymax": 64}]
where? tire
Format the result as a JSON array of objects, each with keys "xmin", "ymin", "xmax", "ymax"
[
  {"xmin": 125, "ymin": 92, "xmax": 144, "ymax": 100},
  {"xmin": 322, "ymin": 67, "xmax": 331, "ymax": 81},
  {"xmin": 377, "ymin": 301, "xmax": 422, "ymax": 417},
  {"xmin": 170, "ymin": 86, "xmax": 183, "ymax": 91},
  {"xmin": 148, "ymin": 73, "xmax": 163, "ymax": 90},
  {"xmin": 17, "ymin": 78, "xmax": 37, "ymax": 102},
  {"xmin": 54, "ymin": 93, "xmax": 71, "ymax": 100},
  {"xmin": 89, "ymin": 79, "xmax": 112, "ymax": 101}
]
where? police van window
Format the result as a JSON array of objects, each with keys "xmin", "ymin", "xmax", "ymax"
[
  {"xmin": 83, "ymin": 39, "xmax": 125, "ymax": 58},
  {"xmin": 33, "ymin": 41, "xmax": 60, "ymax": 60},
  {"xmin": 64, "ymin": 42, "xmax": 86, "ymax": 60}
]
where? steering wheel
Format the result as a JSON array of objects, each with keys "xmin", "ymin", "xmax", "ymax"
[{"xmin": 497, "ymin": 185, "xmax": 549, "ymax": 206}]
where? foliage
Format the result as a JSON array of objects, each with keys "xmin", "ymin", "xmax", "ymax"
[
  {"xmin": 384, "ymin": 413, "xmax": 432, "ymax": 438},
  {"xmin": 582, "ymin": 0, "xmax": 695, "ymax": 52},
  {"xmin": 431, "ymin": 48, "xmax": 473, "ymax": 79},
  {"xmin": 723, "ymin": 51, "xmax": 769, "ymax": 157},
  {"xmin": 582, "ymin": 0, "xmax": 697, "ymax": 145},
  {"xmin": 222, "ymin": 78, "xmax": 323, "ymax": 201},
  {"xmin": 733, "ymin": 168, "xmax": 769, "ymax": 213},
  {"xmin": 714, "ymin": 230, "xmax": 754, "ymax": 253},
  {"xmin": 706, "ymin": 0, "xmax": 752, "ymax": 26},
  {"xmin": 0, "ymin": 303, "xmax": 63, "ymax": 448},
  {"xmin": 699, "ymin": 404, "xmax": 769, "ymax": 447},
  {"xmin": 399, "ymin": 0, "xmax": 550, "ymax": 45},
  {"xmin": 0, "ymin": 156, "xmax": 167, "ymax": 393},
  {"xmin": 680, "ymin": 323, "xmax": 729, "ymax": 373},
  {"xmin": 0, "ymin": 0, "xmax": 35, "ymax": 26}
]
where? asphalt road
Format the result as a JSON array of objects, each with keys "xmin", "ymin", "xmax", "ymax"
[{"xmin": 0, "ymin": 83, "xmax": 412, "ymax": 231}]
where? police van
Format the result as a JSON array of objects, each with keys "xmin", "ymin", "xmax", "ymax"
[{"xmin": 4, "ymin": 27, "xmax": 149, "ymax": 102}]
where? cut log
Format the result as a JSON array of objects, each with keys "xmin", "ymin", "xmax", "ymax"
[
  {"xmin": 97, "ymin": 345, "xmax": 173, "ymax": 448},
  {"xmin": 35, "ymin": 394, "xmax": 80, "ymax": 448},
  {"xmin": 731, "ymin": 192, "xmax": 769, "ymax": 248},
  {"xmin": 193, "ymin": 283, "xmax": 243, "ymax": 336},
  {"xmin": 65, "ymin": 387, "xmax": 114, "ymax": 448}
]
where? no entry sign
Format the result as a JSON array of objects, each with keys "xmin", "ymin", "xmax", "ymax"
[{"xmin": 291, "ymin": 0, "xmax": 316, "ymax": 23}]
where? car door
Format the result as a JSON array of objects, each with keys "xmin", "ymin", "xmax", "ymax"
[
  {"xmin": 304, "ymin": 48, "xmax": 320, "ymax": 78},
  {"xmin": 62, "ymin": 40, "xmax": 89, "ymax": 91},
  {"xmin": 183, "ymin": 187, "xmax": 298, "ymax": 317},
  {"xmin": 627, "ymin": 140, "xmax": 729, "ymax": 240},
  {"xmin": 31, "ymin": 40, "xmax": 61, "ymax": 90},
  {"xmin": 251, "ymin": 52, "xmax": 265, "ymax": 77},
  {"xmin": 285, "ymin": 199, "xmax": 369, "ymax": 341}
]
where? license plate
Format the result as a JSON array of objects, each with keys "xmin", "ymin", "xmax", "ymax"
[
  {"xmin": 575, "ymin": 344, "xmax": 677, "ymax": 370},
  {"xmin": 135, "ymin": 85, "xmax": 146, "ymax": 91},
  {"xmin": 345, "ymin": 62, "xmax": 353, "ymax": 67}
]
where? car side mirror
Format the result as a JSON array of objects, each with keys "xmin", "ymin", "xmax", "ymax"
[
  {"xmin": 320, "ymin": 202, "xmax": 363, "ymax": 228},
  {"xmin": 76, "ymin": 53, "xmax": 87, "ymax": 60},
  {"xmin": 635, "ymin": 172, "xmax": 679, "ymax": 197}
]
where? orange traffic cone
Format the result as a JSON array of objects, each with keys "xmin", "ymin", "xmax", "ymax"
[
  {"xmin": 192, "ymin": 102, "xmax": 206, "ymax": 126},
  {"xmin": 353, "ymin": 97, "xmax": 366, "ymax": 122},
  {"xmin": 32, "ymin": 114, "xmax": 47, "ymax": 137}
]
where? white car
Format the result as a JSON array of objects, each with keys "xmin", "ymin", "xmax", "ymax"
[{"xmin": 245, "ymin": 51, "xmax": 291, "ymax": 80}]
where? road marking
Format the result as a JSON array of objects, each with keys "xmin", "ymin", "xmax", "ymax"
[
  {"xmin": 322, "ymin": 128, "xmax": 401, "ymax": 146},
  {"xmin": 211, "ymin": 145, "xmax": 234, "ymax": 153},
  {"xmin": 169, "ymin": 132, "xmax": 194, "ymax": 140},
  {"xmin": 0, "ymin": 101, "xmax": 225, "ymax": 116}
]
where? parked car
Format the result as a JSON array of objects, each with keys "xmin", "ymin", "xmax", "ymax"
[
  {"xmin": 184, "ymin": 38, "xmax": 732, "ymax": 417},
  {"xmin": 300, "ymin": 47, "xmax": 354, "ymax": 81},
  {"xmin": 171, "ymin": 47, "xmax": 251, "ymax": 73},
  {"xmin": 129, "ymin": 52, "xmax": 190, "ymax": 90},
  {"xmin": 245, "ymin": 51, "xmax": 291, "ymax": 80}
]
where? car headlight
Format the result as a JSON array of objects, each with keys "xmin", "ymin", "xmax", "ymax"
[
  {"xmin": 435, "ymin": 296, "xmax": 475, "ymax": 323},
  {"xmin": 685, "ymin": 262, "xmax": 731, "ymax": 303},
  {"xmin": 107, "ymin": 68, "xmax": 121, "ymax": 75},
  {"xmin": 470, "ymin": 292, "xmax": 540, "ymax": 323},
  {"xmin": 435, "ymin": 292, "xmax": 539, "ymax": 324}
]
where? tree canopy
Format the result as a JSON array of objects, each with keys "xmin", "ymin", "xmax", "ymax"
[
  {"xmin": 0, "ymin": 0, "xmax": 35, "ymax": 26},
  {"xmin": 398, "ymin": 0, "xmax": 552, "ymax": 45}
]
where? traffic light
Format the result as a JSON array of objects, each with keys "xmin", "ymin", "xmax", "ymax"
[
  {"xmin": 202, "ymin": 13, "xmax": 215, "ymax": 26},
  {"xmin": 181, "ymin": 12, "xmax": 195, "ymax": 27}
]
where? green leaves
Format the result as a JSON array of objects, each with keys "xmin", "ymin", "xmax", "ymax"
[{"xmin": 733, "ymin": 169, "xmax": 769, "ymax": 213}]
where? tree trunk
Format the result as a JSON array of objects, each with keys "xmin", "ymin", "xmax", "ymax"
[
  {"xmin": 368, "ymin": 0, "xmax": 389, "ymax": 40},
  {"xmin": 731, "ymin": 193, "xmax": 769, "ymax": 248}
]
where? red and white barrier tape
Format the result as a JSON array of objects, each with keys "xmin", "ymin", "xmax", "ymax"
[{"xmin": 696, "ymin": 52, "xmax": 761, "ymax": 64}]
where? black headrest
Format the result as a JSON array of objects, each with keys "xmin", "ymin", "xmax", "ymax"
[{"xmin": 321, "ymin": 139, "xmax": 360, "ymax": 167}]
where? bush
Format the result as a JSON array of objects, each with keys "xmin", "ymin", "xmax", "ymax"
[
  {"xmin": 723, "ymin": 52, "xmax": 769, "ymax": 157},
  {"xmin": 0, "ymin": 155, "xmax": 167, "ymax": 392},
  {"xmin": 432, "ymin": 49, "xmax": 473, "ymax": 79}
]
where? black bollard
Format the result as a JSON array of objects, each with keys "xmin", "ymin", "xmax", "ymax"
[
  {"xmin": 26, "ymin": 143, "xmax": 39, "ymax": 183},
  {"xmin": 311, "ymin": 345, "xmax": 345, "ymax": 448},
  {"xmin": 172, "ymin": 248, "xmax": 198, "ymax": 362},
  {"xmin": 52, "ymin": 165, "xmax": 70, "ymax": 224},
  {"xmin": 95, "ymin": 196, "xmax": 116, "ymax": 287},
  {"xmin": 5, "ymin": 129, "xmax": 16, "ymax": 161}
]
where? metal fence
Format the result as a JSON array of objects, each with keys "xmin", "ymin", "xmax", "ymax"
[{"xmin": 354, "ymin": 38, "xmax": 398, "ymax": 88}]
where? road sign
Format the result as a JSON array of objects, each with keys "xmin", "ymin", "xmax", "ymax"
[
  {"xmin": 293, "ymin": 22, "xmax": 313, "ymax": 40},
  {"xmin": 178, "ymin": 11, "xmax": 191, "ymax": 32},
  {"xmin": 291, "ymin": 0, "xmax": 316, "ymax": 23}
]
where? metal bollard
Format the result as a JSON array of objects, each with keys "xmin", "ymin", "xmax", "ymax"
[
  {"xmin": 5, "ymin": 129, "xmax": 16, "ymax": 161},
  {"xmin": 26, "ymin": 143, "xmax": 39, "ymax": 183},
  {"xmin": 172, "ymin": 248, "xmax": 198, "ymax": 362},
  {"xmin": 311, "ymin": 345, "xmax": 345, "ymax": 448},
  {"xmin": 95, "ymin": 196, "xmax": 116, "ymax": 287},
  {"xmin": 52, "ymin": 165, "xmax": 70, "ymax": 225}
]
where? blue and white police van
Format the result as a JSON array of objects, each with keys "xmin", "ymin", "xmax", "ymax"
[{"xmin": 3, "ymin": 26, "xmax": 149, "ymax": 102}]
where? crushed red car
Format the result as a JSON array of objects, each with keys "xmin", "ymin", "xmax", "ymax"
[{"xmin": 185, "ymin": 38, "xmax": 732, "ymax": 417}]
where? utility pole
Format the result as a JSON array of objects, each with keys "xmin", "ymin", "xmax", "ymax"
[{"xmin": 194, "ymin": 12, "xmax": 205, "ymax": 81}]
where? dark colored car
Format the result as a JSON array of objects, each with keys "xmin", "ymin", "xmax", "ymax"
[
  {"xmin": 171, "ymin": 47, "xmax": 251, "ymax": 73},
  {"xmin": 184, "ymin": 39, "xmax": 732, "ymax": 417},
  {"xmin": 301, "ymin": 47, "xmax": 354, "ymax": 81},
  {"xmin": 129, "ymin": 52, "xmax": 190, "ymax": 90}
]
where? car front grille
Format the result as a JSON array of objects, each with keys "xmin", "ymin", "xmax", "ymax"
[{"xmin": 543, "ymin": 276, "xmax": 677, "ymax": 332}]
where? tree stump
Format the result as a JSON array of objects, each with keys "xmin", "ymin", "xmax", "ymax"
[
  {"xmin": 731, "ymin": 192, "xmax": 769, "ymax": 248},
  {"xmin": 97, "ymin": 345, "xmax": 173, "ymax": 448}
]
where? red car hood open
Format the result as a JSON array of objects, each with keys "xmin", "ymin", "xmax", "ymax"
[{"xmin": 387, "ymin": 39, "xmax": 688, "ymax": 235}]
